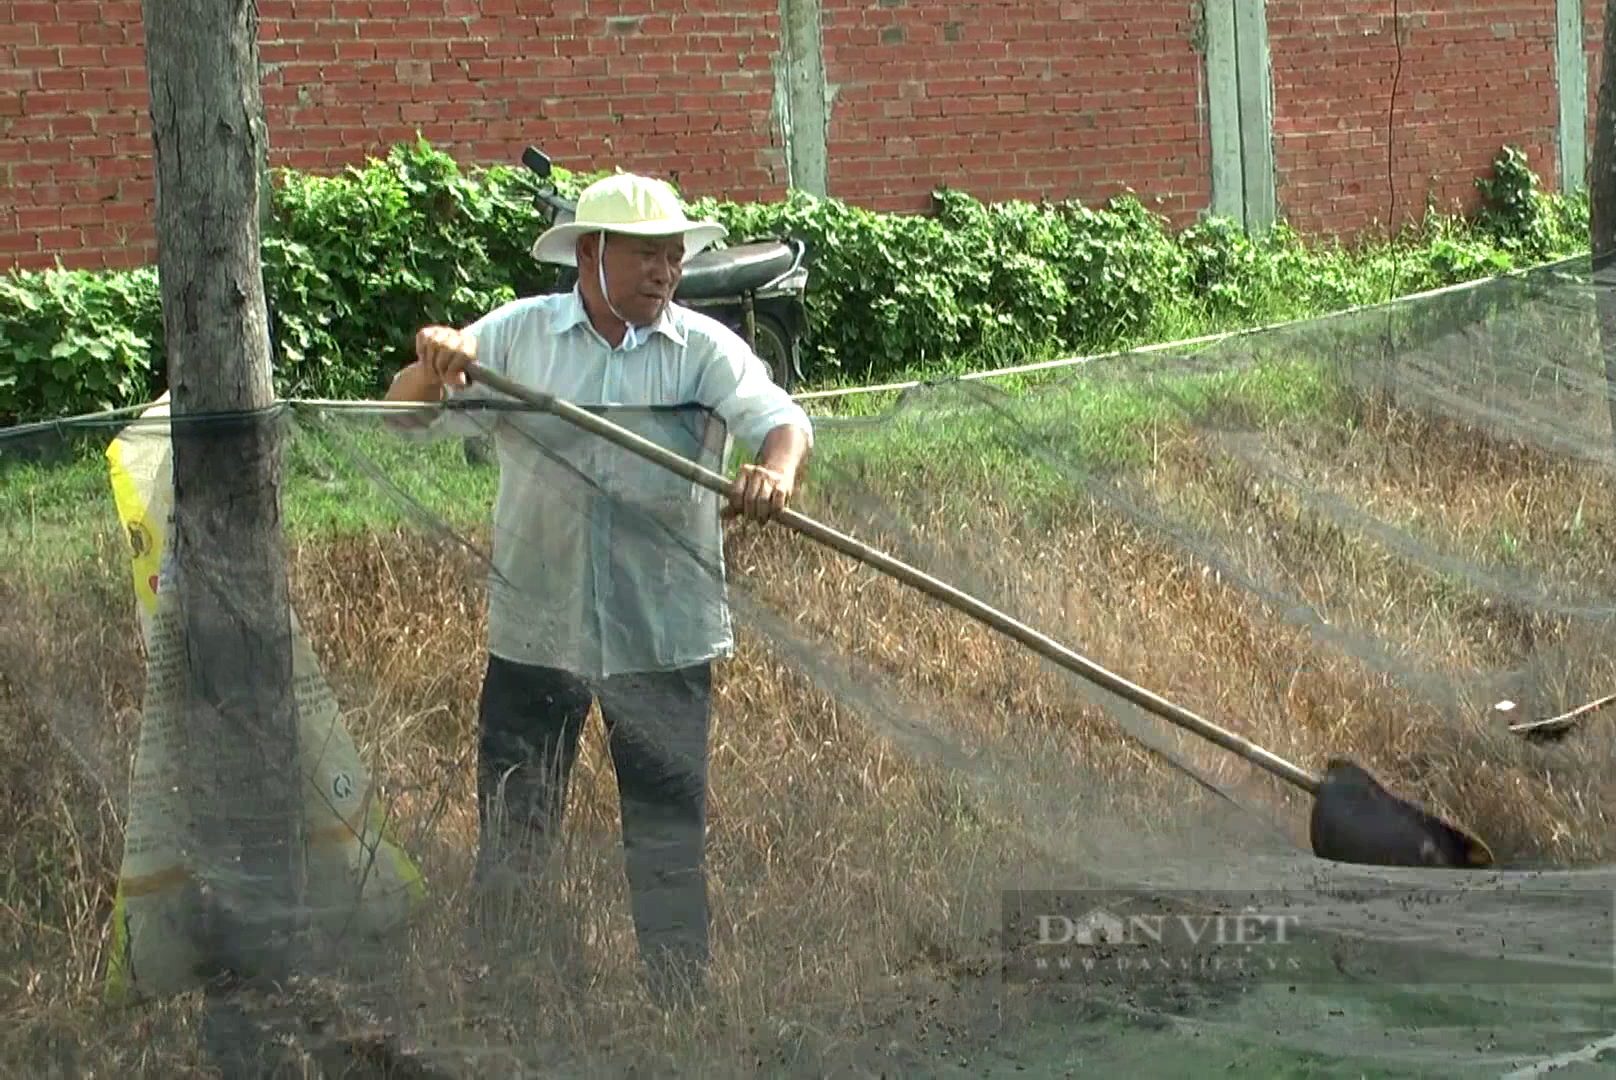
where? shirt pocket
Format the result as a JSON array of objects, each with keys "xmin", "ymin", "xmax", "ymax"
[
  {"xmin": 501, "ymin": 413, "xmax": 604, "ymax": 510},
  {"xmin": 595, "ymin": 406, "xmax": 708, "ymax": 520}
]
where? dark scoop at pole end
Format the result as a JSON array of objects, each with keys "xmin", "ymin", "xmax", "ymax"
[{"xmin": 1308, "ymin": 758, "xmax": 1495, "ymax": 870}]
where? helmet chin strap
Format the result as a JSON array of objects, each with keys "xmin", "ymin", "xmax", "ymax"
[{"xmin": 595, "ymin": 229, "xmax": 669, "ymax": 352}]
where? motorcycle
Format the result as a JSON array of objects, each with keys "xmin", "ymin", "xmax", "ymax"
[{"xmin": 518, "ymin": 146, "xmax": 811, "ymax": 392}]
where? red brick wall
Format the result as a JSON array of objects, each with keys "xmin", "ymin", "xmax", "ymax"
[
  {"xmin": 818, "ymin": 1, "xmax": 1209, "ymax": 219},
  {"xmin": 1268, "ymin": 1, "xmax": 1569, "ymax": 237},
  {"xmin": 255, "ymin": 0, "xmax": 787, "ymax": 196},
  {"xmin": 3, "ymin": 0, "xmax": 152, "ymax": 270},
  {"xmin": 0, "ymin": 0, "xmax": 1600, "ymax": 274},
  {"xmin": 2, "ymin": 0, "xmax": 790, "ymax": 271}
]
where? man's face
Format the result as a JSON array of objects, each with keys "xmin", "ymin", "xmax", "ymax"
[{"xmin": 587, "ymin": 232, "xmax": 685, "ymax": 327}]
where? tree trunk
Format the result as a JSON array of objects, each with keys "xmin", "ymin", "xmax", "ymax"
[
  {"xmin": 1591, "ymin": 0, "xmax": 1616, "ymax": 446},
  {"xmin": 143, "ymin": 0, "xmax": 305, "ymax": 981}
]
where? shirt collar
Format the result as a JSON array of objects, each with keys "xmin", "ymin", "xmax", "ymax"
[{"xmin": 551, "ymin": 287, "xmax": 687, "ymax": 350}]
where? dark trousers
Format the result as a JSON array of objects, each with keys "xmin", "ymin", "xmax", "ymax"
[{"xmin": 473, "ymin": 652, "xmax": 714, "ymax": 997}]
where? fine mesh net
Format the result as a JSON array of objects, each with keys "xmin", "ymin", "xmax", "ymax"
[{"xmin": 4, "ymin": 255, "xmax": 1616, "ymax": 1077}]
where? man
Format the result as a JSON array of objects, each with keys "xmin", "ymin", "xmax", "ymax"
[{"xmin": 384, "ymin": 172, "xmax": 813, "ymax": 1002}]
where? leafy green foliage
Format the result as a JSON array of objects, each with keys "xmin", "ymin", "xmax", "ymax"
[
  {"xmin": 263, "ymin": 140, "xmax": 590, "ymax": 399},
  {"xmin": 0, "ymin": 268, "xmax": 163, "ymax": 422},
  {"xmin": 0, "ymin": 140, "xmax": 1591, "ymax": 425},
  {"xmin": 694, "ymin": 156, "xmax": 1588, "ymax": 387},
  {"xmin": 1474, "ymin": 145, "xmax": 1590, "ymax": 263}
]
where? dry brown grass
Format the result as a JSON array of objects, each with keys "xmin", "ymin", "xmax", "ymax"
[{"xmin": 3, "ymin": 381, "xmax": 1615, "ymax": 1076}]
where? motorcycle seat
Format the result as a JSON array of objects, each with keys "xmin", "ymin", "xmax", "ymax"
[{"xmin": 676, "ymin": 240, "xmax": 798, "ymax": 301}]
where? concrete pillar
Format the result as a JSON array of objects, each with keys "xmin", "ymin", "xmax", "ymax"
[
  {"xmin": 1556, "ymin": 0, "xmax": 1588, "ymax": 194},
  {"xmin": 1203, "ymin": 0, "xmax": 1244, "ymax": 222},
  {"xmin": 774, "ymin": 0, "xmax": 830, "ymax": 196},
  {"xmin": 1202, "ymin": 0, "xmax": 1276, "ymax": 233}
]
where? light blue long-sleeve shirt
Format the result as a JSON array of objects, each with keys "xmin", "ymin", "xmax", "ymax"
[{"xmin": 421, "ymin": 288, "xmax": 813, "ymax": 681}]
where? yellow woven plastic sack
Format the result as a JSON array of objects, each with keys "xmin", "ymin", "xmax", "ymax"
[{"xmin": 102, "ymin": 395, "xmax": 426, "ymax": 1003}]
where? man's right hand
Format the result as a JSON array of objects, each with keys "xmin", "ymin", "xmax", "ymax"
[
  {"xmin": 416, "ymin": 325, "xmax": 477, "ymax": 389},
  {"xmin": 383, "ymin": 325, "xmax": 479, "ymax": 411}
]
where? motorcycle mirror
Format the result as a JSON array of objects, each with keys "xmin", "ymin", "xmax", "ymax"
[{"xmin": 521, "ymin": 146, "xmax": 552, "ymax": 178}]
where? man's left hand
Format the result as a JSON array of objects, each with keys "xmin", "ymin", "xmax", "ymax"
[{"xmin": 725, "ymin": 462, "xmax": 794, "ymax": 524}]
